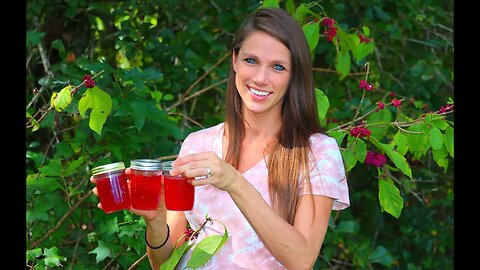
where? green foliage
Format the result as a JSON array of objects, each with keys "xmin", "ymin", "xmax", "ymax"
[{"xmin": 26, "ymin": 0, "xmax": 453, "ymax": 269}]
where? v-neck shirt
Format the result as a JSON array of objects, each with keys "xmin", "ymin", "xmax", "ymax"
[{"xmin": 176, "ymin": 122, "xmax": 349, "ymax": 269}]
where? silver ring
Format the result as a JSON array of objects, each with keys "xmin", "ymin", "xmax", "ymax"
[{"xmin": 206, "ymin": 167, "xmax": 212, "ymax": 178}]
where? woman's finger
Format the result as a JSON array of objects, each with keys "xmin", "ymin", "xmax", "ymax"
[{"xmin": 92, "ymin": 187, "xmax": 98, "ymax": 196}]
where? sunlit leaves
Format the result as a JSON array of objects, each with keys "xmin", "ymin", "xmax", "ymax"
[
  {"xmin": 51, "ymin": 85, "xmax": 74, "ymax": 112},
  {"xmin": 78, "ymin": 86, "xmax": 112, "ymax": 135}
]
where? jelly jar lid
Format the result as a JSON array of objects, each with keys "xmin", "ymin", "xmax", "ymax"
[
  {"xmin": 91, "ymin": 161, "xmax": 125, "ymax": 176},
  {"xmin": 130, "ymin": 159, "xmax": 162, "ymax": 170},
  {"xmin": 161, "ymin": 160, "xmax": 174, "ymax": 171}
]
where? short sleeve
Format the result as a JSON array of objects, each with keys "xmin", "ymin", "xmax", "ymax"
[
  {"xmin": 178, "ymin": 133, "xmax": 195, "ymax": 158},
  {"xmin": 299, "ymin": 134, "xmax": 350, "ymax": 210}
]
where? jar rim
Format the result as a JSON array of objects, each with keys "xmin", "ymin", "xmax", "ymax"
[
  {"xmin": 130, "ymin": 159, "xmax": 162, "ymax": 170},
  {"xmin": 91, "ymin": 161, "xmax": 125, "ymax": 176}
]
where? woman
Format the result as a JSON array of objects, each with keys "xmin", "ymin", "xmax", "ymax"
[{"xmin": 93, "ymin": 7, "xmax": 349, "ymax": 270}]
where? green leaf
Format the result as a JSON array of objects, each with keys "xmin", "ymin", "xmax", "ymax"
[
  {"xmin": 292, "ymin": 4, "xmax": 310, "ymax": 23},
  {"xmin": 432, "ymin": 146, "xmax": 449, "ymax": 172},
  {"xmin": 351, "ymin": 34, "xmax": 375, "ymax": 64},
  {"xmin": 38, "ymin": 159, "xmax": 63, "ymax": 177},
  {"xmin": 302, "ymin": 21, "xmax": 320, "ymax": 53},
  {"xmin": 362, "ymin": 26, "xmax": 371, "ymax": 36},
  {"xmin": 89, "ymin": 240, "xmax": 111, "ymax": 263},
  {"xmin": 432, "ymin": 119, "xmax": 449, "ymax": 130},
  {"xmin": 160, "ymin": 241, "xmax": 194, "ymax": 270},
  {"xmin": 52, "ymin": 85, "xmax": 73, "ymax": 112},
  {"xmin": 342, "ymin": 138, "xmax": 357, "ymax": 172},
  {"xmin": 186, "ymin": 224, "xmax": 228, "ymax": 268},
  {"xmin": 26, "ymin": 248, "xmax": 43, "ymax": 263},
  {"xmin": 336, "ymin": 220, "xmax": 359, "ymax": 234},
  {"xmin": 26, "ymin": 174, "xmax": 63, "ymax": 193},
  {"xmin": 315, "ymin": 88, "xmax": 329, "ymax": 121},
  {"xmin": 378, "ymin": 178, "xmax": 403, "ymax": 218},
  {"xmin": 99, "ymin": 216, "xmax": 120, "ymax": 236},
  {"xmin": 393, "ymin": 131, "xmax": 408, "ymax": 156},
  {"xmin": 367, "ymin": 108, "xmax": 392, "ymax": 141},
  {"xmin": 44, "ymin": 247, "xmax": 65, "ymax": 267},
  {"xmin": 428, "ymin": 126, "xmax": 443, "ymax": 150},
  {"xmin": 78, "ymin": 86, "xmax": 112, "ymax": 135},
  {"xmin": 64, "ymin": 157, "xmax": 86, "ymax": 177},
  {"xmin": 406, "ymin": 124, "xmax": 425, "ymax": 158},
  {"xmin": 285, "ymin": 0, "xmax": 296, "ymax": 15},
  {"xmin": 368, "ymin": 245, "xmax": 393, "ymax": 266},
  {"xmin": 27, "ymin": 30, "xmax": 45, "ymax": 47},
  {"xmin": 262, "ymin": 0, "xmax": 279, "ymax": 8},
  {"xmin": 444, "ymin": 125, "xmax": 454, "ymax": 157},
  {"xmin": 335, "ymin": 48, "xmax": 350, "ymax": 80},
  {"xmin": 326, "ymin": 130, "xmax": 346, "ymax": 146},
  {"xmin": 354, "ymin": 138, "xmax": 367, "ymax": 163}
]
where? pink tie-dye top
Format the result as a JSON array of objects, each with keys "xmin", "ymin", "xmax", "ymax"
[{"xmin": 176, "ymin": 123, "xmax": 349, "ymax": 269}]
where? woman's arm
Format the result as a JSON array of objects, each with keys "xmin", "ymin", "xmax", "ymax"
[
  {"xmin": 144, "ymin": 210, "xmax": 188, "ymax": 270},
  {"xmin": 171, "ymin": 152, "xmax": 333, "ymax": 270},
  {"xmin": 228, "ymin": 173, "xmax": 333, "ymax": 270}
]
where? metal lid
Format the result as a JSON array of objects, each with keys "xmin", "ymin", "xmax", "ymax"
[
  {"xmin": 130, "ymin": 159, "xmax": 162, "ymax": 170},
  {"xmin": 162, "ymin": 160, "xmax": 174, "ymax": 171},
  {"xmin": 91, "ymin": 161, "xmax": 125, "ymax": 176}
]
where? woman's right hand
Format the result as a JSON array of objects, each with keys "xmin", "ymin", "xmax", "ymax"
[{"xmin": 90, "ymin": 167, "xmax": 168, "ymax": 222}]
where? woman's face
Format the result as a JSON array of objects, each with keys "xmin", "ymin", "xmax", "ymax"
[{"xmin": 232, "ymin": 30, "xmax": 291, "ymax": 117}]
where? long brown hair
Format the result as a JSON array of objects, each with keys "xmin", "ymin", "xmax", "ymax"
[{"xmin": 225, "ymin": 8, "xmax": 322, "ymax": 224}]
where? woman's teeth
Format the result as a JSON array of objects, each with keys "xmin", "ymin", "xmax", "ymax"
[{"xmin": 249, "ymin": 87, "xmax": 270, "ymax": 96}]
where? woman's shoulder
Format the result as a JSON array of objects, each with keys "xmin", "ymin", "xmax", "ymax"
[
  {"xmin": 309, "ymin": 132, "xmax": 338, "ymax": 146},
  {"xmin": 308, "ymin": 132, "xmax": 342, "ymax": 155},
  {"xmin": 184, "ymin": 122, "xmax": 225, "ymax": 142}
]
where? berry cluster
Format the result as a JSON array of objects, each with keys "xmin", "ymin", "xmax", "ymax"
[
  {"xmin": 375, "ymin": 101, "xmax": 385, "ymax": 112},
  {"xmin": 358, "ymin": 34, "xmax": 371, "ymax": 44},
  {"xmin": 349, "ymin": 126, "xmax": 371, "ymax": 138},
  {"xmin": 365, "ymin": 151, "xmax": 387, "ymax": 167},
  {"xmin": 391, "ymin": 98, "xmax": 402, "ymax": 108},
  {"xmin": 438, "ymin": 104, "xmax": 454, "ymax": 113},
  {"xmin": 185, "ymin": 228, "xmax": 198, "ymax": 241},
  {"xmin": 359, "ymin": 79, "xmax": 374, "ymax": 91},
  {"xmin": 83, "ymin": 75, "xmax": 96, "ymax": 88},
  {"xmin": 322, "ymin": 17, "xmax": 337, "ymax": 42}
]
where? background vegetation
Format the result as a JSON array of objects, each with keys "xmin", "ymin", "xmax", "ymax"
[{"xmin": 26, "ymin": 0, "xmax": 453, "ymax": 269}]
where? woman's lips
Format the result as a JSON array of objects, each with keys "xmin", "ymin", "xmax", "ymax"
[{"xmin": 247, "ymin": 86, "xmax": 272, "ymax": 98}]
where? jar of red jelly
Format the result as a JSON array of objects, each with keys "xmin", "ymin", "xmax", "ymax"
[
  {"xmin": 129, "ymin": 159, "xmax": 163, "ymax": 210},
  {"xmin": 91, "ymin": 162, "xmax": 131, "ymax": 214},
  {"xmin": 162, "ymin": 161, "xmax": 195, "ymax": 211}
]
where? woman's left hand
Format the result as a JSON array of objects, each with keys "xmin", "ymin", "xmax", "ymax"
[{"xmin": 169, "ymin": 151, "xmax": 240, "ymax": 192}]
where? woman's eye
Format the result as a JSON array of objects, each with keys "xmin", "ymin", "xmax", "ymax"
[
  {"xmin": 273, "ymin": 64, "xmax": 285, "ymax": 71},
  {"xmin": 244, "ymin": 58, "xmax": 256, "ymax": 64}
]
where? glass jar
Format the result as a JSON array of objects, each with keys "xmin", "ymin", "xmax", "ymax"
[
  {"xmin": 162, "ymin": 161, "xmax": 195, "ymax": 211},
  {"xmin": 129, "ymin": 159, "xmax": 163, "ymax": 210},
  {"xmin": 91, "ymin": 162, "xmax": 130, "ymax": 214}
]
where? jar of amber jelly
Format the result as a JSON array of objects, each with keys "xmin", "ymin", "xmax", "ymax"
[
  {"xmin": 162, "ymin": 161, "xmax": 195, "ymax": 211},
  {"xmin": 91, "ymin": 162, "xmax": 131, "ymax": 214},
  {"xmin": 129, "ymin": 159, "xmax": 163, "ymax": 210}
]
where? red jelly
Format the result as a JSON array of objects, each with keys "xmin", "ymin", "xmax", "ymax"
[
  {"xmin": 162, "ymin": 161, "xmax": 195, "ymax": 211},
  {"xmin": 129, "ymin": 159, "xmax": 163, "ymax": 210},
  {"xmin": 91, "ymin": 162, "xmax": 130, "ymax": 214}
]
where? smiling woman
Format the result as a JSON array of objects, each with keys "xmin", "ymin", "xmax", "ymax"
[
  {"xmin": 149, "ymin": 7, "xmax": 348, "ymax": 270},
  {"xmin": 87, "ymin": 7, "xmax": 349, "ymax": 270}
]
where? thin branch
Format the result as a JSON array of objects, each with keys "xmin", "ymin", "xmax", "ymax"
[
  {"xmin": 103, "ymin": 245, "xmax": 128, "ymax": 270},
  {"xmin": 168, "ymin": 112, "xmax": 205, "ymax": 129},
  {"xmin": 166, "ymin": 52, "xmax": 230, "ymax": 111},
  {"xmin": 29, "ymin": 189, "xmax": 94, "ymax": 249},
  {"xmin": 128, "ymin": 253, "xmax": 148, "ymax": 270}
]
